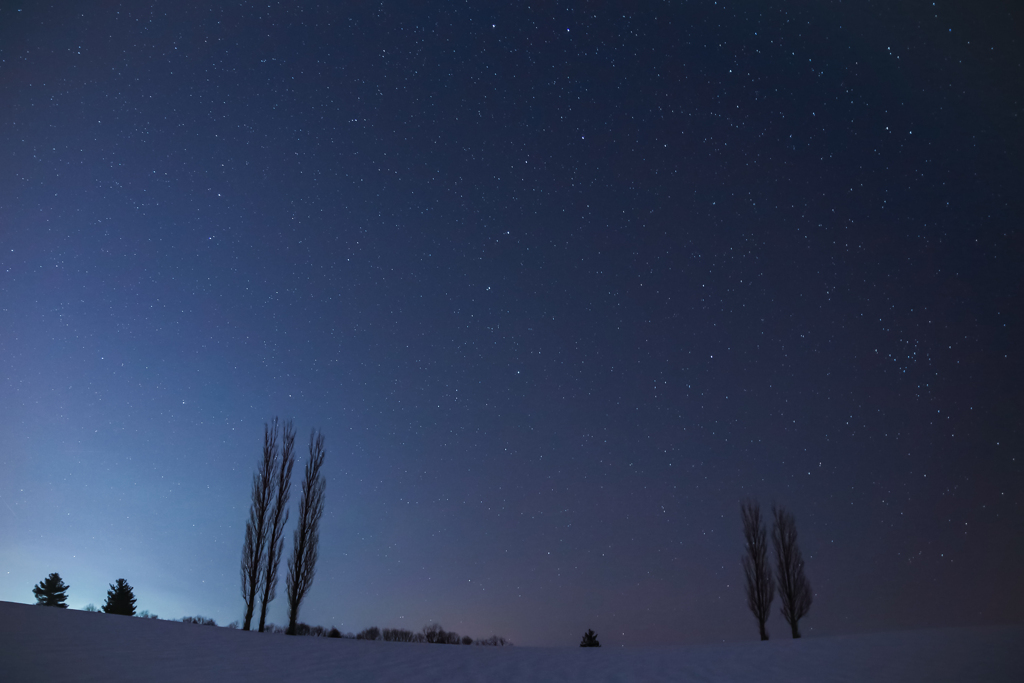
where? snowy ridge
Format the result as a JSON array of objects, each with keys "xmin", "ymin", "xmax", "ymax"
[{"xmin": 0, "ymin": 601, "xmax": 1020, "ymax": 682}]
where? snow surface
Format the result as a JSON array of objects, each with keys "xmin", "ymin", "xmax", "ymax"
[{"xmin": 1, "ymin": 601, "xmax": 1020, "ymax": 682}]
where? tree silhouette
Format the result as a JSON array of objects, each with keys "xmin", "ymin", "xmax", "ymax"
[
  {"xmin": 772, "ymin": 505, "xmax": 813, "ymax": 638},
  {"xmin": 241, "ymin": 419, "xmax": 278, "ymax": 631},
  {"xmin": 422, "ymin": 623, "xmax": 444, "ymax": 643},
  {"xmin": 102, "ymin": 579, "xmax": 137, "ymax": 616},
  {"xmin": 286, "ymin": 429, "xmax": 327, "ymax": 635},
  {"xmin": 741, "ymin": 499, "xmax": 775, "ymax": 640},
  {"xmin": 580, "ymin": 629, "xmax": 600, "ymax": 647},
  {"xmin": 32, "ymin": 573, "xmax": 69, "ymax": 608},
  {"xmin": 383, "ymin": 627, "xmax": 418, "ymax": 642},
  {"xmin": 259, "ymin": 419, "xmax": 296, "ymax": 633},
  {"xmin": 357, "ymin": 626, "xmax": 382, "ymax": 640},
  {"xmin": 477, "ymin": 635, "xmax": 512, "ymax": 646}
]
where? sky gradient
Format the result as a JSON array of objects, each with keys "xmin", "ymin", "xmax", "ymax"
[{"xmin": 1, "ymin": 1, "xmax": 1021, "ymax": 646}]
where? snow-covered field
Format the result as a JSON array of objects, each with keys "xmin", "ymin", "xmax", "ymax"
[{"xmin": 1, "ymin": 601, "xmax": 1020, "ymax": 682}]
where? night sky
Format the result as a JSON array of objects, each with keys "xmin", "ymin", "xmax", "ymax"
[{"xmin": 1, "ymin": 1, "xmax": 1021, "ymax": 647}]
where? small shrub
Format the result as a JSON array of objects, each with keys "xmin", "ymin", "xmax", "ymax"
[
  {"xmin": 83, "ymin": 604, "xmax": 99, "ymax": 613},
  {"xmin": 137, "ymin": 610, "xmax": 159, "ymax": 620},
  {"xmin": 181, "ymin": 616, "xmax": 217, "ymax": 626},
  {"xmin": 580, "ymin": 629, "xmax": 600, "ymax": 647},
  {"xmin": 461, "ymin": 635, "xmax": 473, "ymax": 645},
  {"xmin": 294, "ymin": 622, "xmax": 312, "ymax": 636},
  {"xmin": 328, "ymin": 627, "xmax": 342, "ymax": 638},
  {"xmin": 227, "ymin": 621, "xmax": 240, "ymax": 629}
]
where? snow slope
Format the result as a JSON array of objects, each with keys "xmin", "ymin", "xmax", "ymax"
[{"xmin": 0, "ymin": 601, "xmax": 1020, "ymax": 682}]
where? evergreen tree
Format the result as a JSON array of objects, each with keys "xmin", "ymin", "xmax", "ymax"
[
  {"xmin": 32, "ymin": 573, "xmax": 70, "ymax": 608},
  {"xmin": 579, "ymin": 629, "xmax": 601, "ymax": 647},
  {"xmin": 102, "ymin": 578, "xmax": 137, "ymax": 616}
]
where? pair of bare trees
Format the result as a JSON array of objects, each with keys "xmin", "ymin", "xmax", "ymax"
[
  {"xmin": 241, "ymin": 419, "xmax": 326, "ymax": 635},
  {"xmin": 741, "ymin": 500, "xmax": 813, "ymax": 640}
]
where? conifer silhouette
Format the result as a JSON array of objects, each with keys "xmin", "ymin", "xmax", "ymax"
[
  {"xmin": 32, "ymin": 573, "xmax": 70, "ymax": 608},
  {"xmin": 102, "ymin": 578, "xmax": 137, "ymax": 616},
  {"xmin": 580, "ymin": 629, "xmax": 601, "ymax": 647}
]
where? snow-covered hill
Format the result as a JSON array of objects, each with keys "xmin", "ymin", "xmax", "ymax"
[{"xmin": 0, "ymin": 600, "xmax": 1020, "ymax": 682}]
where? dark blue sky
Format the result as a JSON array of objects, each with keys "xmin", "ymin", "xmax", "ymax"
[{"xmin": 1, "ymin": 1, "xmax": 1021, "ymax": 646}]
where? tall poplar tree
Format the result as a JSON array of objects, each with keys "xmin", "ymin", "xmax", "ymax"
[
  {"xmin": 286, "ymin": 429, "xmax": 326, "ymax": 635},
  {"xmin": 258, "ymin": 419, "xmax": 296, "ymax": 632},
  {"xmin": 741, "ymin": 499, "xmax": 775, "ymax": 640},
  {"xmin": 772, "ymin": 505, "xmax": 813, "ymax": 638},
  {"xmin": 241, "ymin": 419, "xmax": 278, "ymax": 630}
]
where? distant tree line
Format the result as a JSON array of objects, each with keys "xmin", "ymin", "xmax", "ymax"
[
  {"xmin": 240, "ymin": 418, "xmax": 326, "ymax": 635},
  {"xmin": 180, "ymin": 615, "xmax": 219, "ymax": 626},
  {"xmin": 348, "ymin": 623, "xmax": 511, "ymax": 646},
  {"xmin": 242, "ymin": 621, "xmax": 511, "ymax": 644},
  {"xmin": 740, "ymin": 499, "xmax": 813, "ymax": 640}
]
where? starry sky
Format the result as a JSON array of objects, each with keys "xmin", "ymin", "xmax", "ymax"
[{"xmin": 1, "ymin": 1, "xmax": 1021, "ymax": 647}]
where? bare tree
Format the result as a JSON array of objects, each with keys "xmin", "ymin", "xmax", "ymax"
[
  {"xmin": 741, "ymin": 499, "xmax": 775, "ymax": 640},
  {"xmin": 383, "ymin": 627, "xmax": 418, "ymax": 642},
  {"xmin": 772, "ymin": 505, "xmax": 813, "ymax": 638},
  {"xmin": 286, "ymin": 429, "xmax": 326, "ymax": 635},
  {"xmin": 356, "ymin": 626, "xmax": 382, "ymax": 640},
  {"xmin": 258, "ymin": 420, "xmax": 296, "ymax": 632},
  {"xmin": 241, "ymin": 419, "xmax": 278, "ymax": 631}
]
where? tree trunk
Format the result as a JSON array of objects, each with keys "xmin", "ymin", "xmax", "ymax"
[
  {"xmin": 243, "ymin": 587, "xmax": 257, "ymax": 631},
  {"xmin": 287, "ymin": 602, "xmax": 300, "ymax": 635}
]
